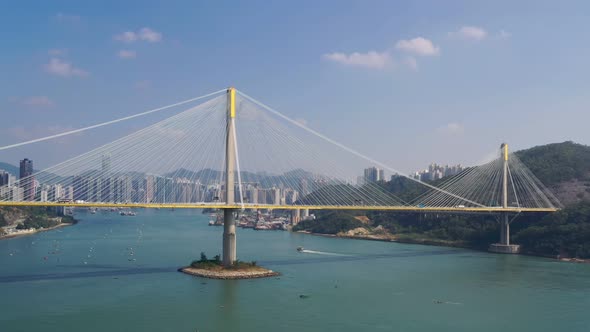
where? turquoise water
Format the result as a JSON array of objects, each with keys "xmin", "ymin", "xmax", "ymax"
[{"xmin": 1, "ymin": 209, "xmax": 589, "ymax": 332}]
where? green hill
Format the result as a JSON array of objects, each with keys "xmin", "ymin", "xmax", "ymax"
[
  {"xmin": 515, "ymin": 141, "xmax": 590, "ymax": 205},
  {"xmin": 0, "ymin": 162, "xmax": 18, "ymax": 177},
  {"xmin": 295, "ymin": 141, "xmax": 590, "ymax": 259}
]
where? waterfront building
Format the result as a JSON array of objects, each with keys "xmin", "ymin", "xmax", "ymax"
[
  {"xmin": 272, "ymin": 187, "xmax": 281, "ymax": 205},
  {"xmin": 52, "ymin": 184, "xmax": 64, "ymax": 201},
  {"xmin": 11, "ymin": 186, "xmax": 24, "ymax": 201},
  {"xmin": 145, "ymin": 175, "xmax": 155, "ymax": 203}
]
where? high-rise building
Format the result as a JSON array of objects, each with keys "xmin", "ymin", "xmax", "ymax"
[
  {"xmin": 19, "ymin": 158, "xmax": 34, "ymax": 201},
  {"xmin": 272, "ymin": 187, "xmax": 281, "ymax": 205},
  {"xmin": 363, "ymin": 167, "xmax": 383, "ymax": 183},
  {"xmin": 101, "ymin": 154, "xmax": 111, "ymax": 174},
  {"xmin": 412, "ymin": 163, "xmax": 465, "ymax": 181},
  {"xmin": 52, "ymin": 184, "xmax": 64, "ymax": 201},
  {"xmin": 7, "ymin": 174, "xmax": 16, "ymax": 187},
  {"xmin": 145, "ymin": 175, "xmax": 155, "ymax": 203},
  {"xmin": 0, "ymin": 169, "xmax": 9, "ymax": 186}
]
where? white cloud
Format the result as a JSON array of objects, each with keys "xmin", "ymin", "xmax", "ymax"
[
  {"xmin": 452, "ymin": 26, "xmax": 487, "ymax": 41},
  {"xmin": 118, "ymin": 50, "xmax": 137, "ymax": 59},
  {"xmin": 115, "ymin": 27, "xmax": 162, "ymax": 43},
  {"xmin": 48, "ymin": 49, "xmax": 66, "ymax": 56},
  {"xmin": 114, "ymin": 31, "xmax": 138, "ymax": 43},
  {"xmin": 22, "ymin": 96, "xmax": 55, "ymax": 108},
  {"xmin": 395, "ymin": 37, "xmax": 440, "ymax": 56},
  {"xmin": 54, "ymin": 12, "xmax": 81, "ymax": 23},
  {"xmin": 322, "ymin": 51, "xmax": 391, "ymax": 69},
  {"xmin": 139, "ymin": 27, "xmax": 162, "ymax": 42},
  {"xmin": 437, "ymin": 122, "xmax": 464, "ymax": 135},
  {"xmin": 44, "ymin": 58, "xmax": 88, "ymax": 77}
]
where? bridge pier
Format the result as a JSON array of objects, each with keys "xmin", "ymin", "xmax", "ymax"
[
  {"xmin": 222, "ymin": 87, "xmax": 238, "ymax": 267},
  {"xmin": 489, "ymin": 143, "xmax": 520, "ymax": 254},
  {"xmin": 489, "ymin": 214, "xmax": 520, "ymax": 254},
  {"xmin": 500, "ymin": 215, "xmax": 509, "ymax": 245},
  {"xmin": 222, "ymin": 208, "xmax": 237, "ymax": 266}
]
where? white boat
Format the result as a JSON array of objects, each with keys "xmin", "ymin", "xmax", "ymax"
[{"xmin": 120, "ymin": 211, "xmax": 137, "ymax": 216}]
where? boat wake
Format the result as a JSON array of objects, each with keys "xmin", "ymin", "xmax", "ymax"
[
  {"xmin": 299, "ymin": 249, "xmax": 350, "ymax": 256},
  {"xmin": 433, "ymin": 299, "xmax": 463, "ymax": 305}
]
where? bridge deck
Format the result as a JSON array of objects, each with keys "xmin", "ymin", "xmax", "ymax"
[{"xmin": 0, "ymin": 202, "xmax": 558, "ymax": 213}]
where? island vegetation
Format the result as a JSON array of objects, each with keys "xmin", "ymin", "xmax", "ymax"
[
  {"xmin": 190, "ymin": 252, "xmax": 260, "ymax": 271},
  {"xmin": 294, "ymin": 141, "xmax": 590, "ymax": 259},
  {"xmin": 180, "ymin": 252, "xmax": 279, "ymax": 279}
]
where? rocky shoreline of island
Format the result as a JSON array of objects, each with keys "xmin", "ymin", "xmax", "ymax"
[
  {"xmin": 179, "ymin": 253, "xmax": 279, "ymax": 280},
  {"xmin": 179, "ymin": 266, "xmax": 279, "ymax": 279}
]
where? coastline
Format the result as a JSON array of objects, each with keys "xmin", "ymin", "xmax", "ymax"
[
  {"xmin": 0, "ymin": 222, "xmax": 75, "ymax": 240},
  {"xmin": 179, "ymin": 266, "xmax": 279, "ymax": 280},
  {"xmin": 295, "ymin": 230, "xmax": 590, "ymax": 264}
]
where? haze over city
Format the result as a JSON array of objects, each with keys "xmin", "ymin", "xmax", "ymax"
[{"xmin": 2, "ymin": 1, "xmax": 590, "ymax": 172}]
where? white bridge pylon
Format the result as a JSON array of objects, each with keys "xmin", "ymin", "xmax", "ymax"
[{"xmin": 0, "ymin": 88, "xmax": 560, "ymax": 213}]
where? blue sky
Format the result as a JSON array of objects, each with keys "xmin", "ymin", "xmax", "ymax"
[{"xmin": 1, "ymin": 0, "xmax": 589, "ymax": 174}]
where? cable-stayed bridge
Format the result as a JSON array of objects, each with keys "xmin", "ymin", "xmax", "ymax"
[{"xmin": 0, "ymin": 88, "xmax": 561, "ymax": 262}]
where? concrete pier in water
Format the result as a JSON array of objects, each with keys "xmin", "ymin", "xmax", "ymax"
[
  {"xmin": 223, "ymin": 88, "xmax": 238, "ymax": 266},
  {"xmin": 489, "ymin": 143, "xmax": 521, "ymax": 254}
]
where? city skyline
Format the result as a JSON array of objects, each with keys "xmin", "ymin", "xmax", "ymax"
[
  {"xmin": 2, "ymin": 1, "xmax": 590, "ymax": 173},
  {"xmin": 0, "ymin": 154, "xmax": 468, "ymax": 208}
]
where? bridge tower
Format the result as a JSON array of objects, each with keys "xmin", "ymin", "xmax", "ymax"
[
  {"xmin": 489, "ymin": 143, "xmax": 521, "ymax": 254},
  {"xmin": 222, "ymin": 87, "xmax": 237, "ymax": 266}
]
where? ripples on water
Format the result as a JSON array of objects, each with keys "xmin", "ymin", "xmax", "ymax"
[
  {"xmin": 1, "ymin": 210, "xmax": 589, "ymax": 332},
  {"xmin": 0, "ymin": 249, "xmax": 461, "ymax": 283}
]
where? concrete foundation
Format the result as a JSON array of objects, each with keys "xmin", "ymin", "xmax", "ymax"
[
  {"xmin": 489, "ymin": 243, "xmax": 521, "ymax": 254},
  {"xmin": 489, "ymin": 213, "xmax": 520, "ymax": 254}
]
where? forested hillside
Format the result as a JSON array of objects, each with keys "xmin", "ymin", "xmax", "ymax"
[{"xmin": 295, "ymin": 141, "xmax": 590, "ymax": 258}]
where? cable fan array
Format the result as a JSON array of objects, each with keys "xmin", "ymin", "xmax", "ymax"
[
  {"xmin": 0, "ymin": 88, "xmax": 560, "ymax": 211},
  {"xmin": 412, "ymin": 149, "xmax": 562, "ymax": 209}
]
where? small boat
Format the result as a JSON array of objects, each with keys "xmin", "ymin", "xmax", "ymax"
[
  {"xmin": 120, "ymin": 211, "xmax": 137, "ymax": 216},
  {"xmin": 297, "ymin": 247, "xmax": 304, "ymax": 252}
]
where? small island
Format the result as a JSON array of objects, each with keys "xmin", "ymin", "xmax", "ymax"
[{"xmin": 179, "ymin": 252, "xmax": 279, "ymax": 279}]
